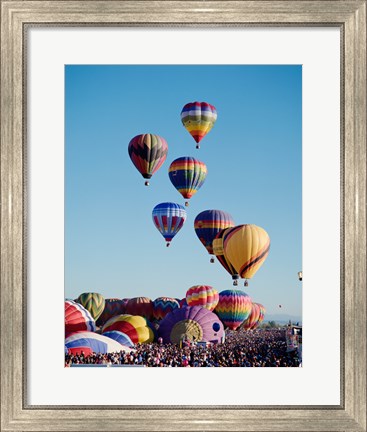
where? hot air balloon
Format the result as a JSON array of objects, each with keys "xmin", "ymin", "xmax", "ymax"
[
  {"xmin": 194, "ymin": 210, "xmax": 234, "ymax": 262},
  {"xmin": 179, "ymin": 298, "xmax": 188, "ymax": 308},
  {"xmin": 181, "ymin": 102, "xmax": 217, "ymax": 149},
  {"xmin": 152, "ymin": 202, "xmax": 187, "ymax": 246},
  {"xmin": 168, "ymin": 157, "xmax": 207, "ymax": 206},
  {"xmin": 223, "ymin": 224, "xmax": 270, "ymax": 286},
  {"xmin": 96, "ymin": 298, "xmax": 128, "ymax": 326},
  {"xmin": 251, "ymin": 303, "xmax": 266, "ymax": 329},
  {"xmin": 214, "ymin": 289, "xmax": 252, "ymax": 330},
  {"xmin": 128, "ymin": 133, "xmax": 168, "ymax": 186},
  {"xmin": 240, "ymin": 302, "xmax": 261, "ymax": 330},
  {"xmin": 76, "ymin": 292, "xmax": 105, "ymax": 321},
  {"xmin": 102, "ymin": 314, "xmax": 155, "ymax": 344},
  {"xmin": 65, "ymin": 331, "xmax": 133, "ymax": 356},
  {"xmin": 65, "ymin": 300, "xmax": 96, "ymax": 336},
  {"xmin": 158, "ymin": 306, "xmax": 224, "ymax": 344},
  {"xmin": 103, "ymin": 330, "xmax": 135, "ymax": 348},
  {"xmin": 125, "ymin": 297, "xmax": 153, "ymax": 320},
  {"xmin": 152, "ymin": 297, "xmax": 180, "ymax": 320},
  {"xmin": 186, "ymin": 285, "xmax": 219, "ymax": 311},
  {"xmin": 213, "ymin": 228, "xmax": 240, "ymax": 285}
]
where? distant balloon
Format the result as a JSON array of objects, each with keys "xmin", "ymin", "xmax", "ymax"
[
  {"xmin": 194, "ymin": 210, "xmax": 234, "ymax": 261},
  {"xmin": 76, "ymin": 292, "xmax": 105, "ymax": 321},
  {"xmin": 153, "ymin": 297, "xmax": 180, "ymax": 320},
  {"xmin": 223, "ymin": 224, "xmax": 270, "ymax": 285},
  {"xmin": 213, "ymin": 228, "xmax": 239, "ymax": 284},
  {"xmin": 181, "ymin": 102, "xmax": 217, "ymax": 149},
  {"xmin": 214, "ymin": 290, "xmax": 252, "ymax": 330},
  {"xmin": 152, "ymin": 202, "xmax": 187, "ymax": 246},
  {"xmin": 125, "ymin": 297, "xmax": 153, "ymax": 320},
  {"xmin": 102, "ymin": 314, "xmax": 155, "ymax": 344},
  {"xmin": 65, "ymin": 300, "xmax": 96, "ymax": 336},
  {"xmin": 128, "ymin": 133, "xmax": 168, "ymax": 185},
  {"xmin": 168, "ymin": 157, "xmax": 207, "ymax": 206},
  {"xmin": 96, "ymin": 298, "xmax": 128, "ymax": 326},
  {"xmin": 158, "ymin": 306, "xmax": 224, "ymax": 344},
  {"xmin": 65, "ymin": 331, "xmax": 133, "ymax": 356},
  {"xmin": 186, "ymin": 285, "xmax": 219, "ymax": 311}
]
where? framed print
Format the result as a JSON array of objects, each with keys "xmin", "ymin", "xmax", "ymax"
[{"xmin": 1, "ymin": 1, "xmax": 366, "ymax": 431}]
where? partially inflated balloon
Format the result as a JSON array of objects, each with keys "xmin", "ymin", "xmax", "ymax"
[
  {"xmin": 181, "ymin": 102, "xmax": 217, "ymax": 148},
  {"xmin": 223, "ymin": 224, "xmax": 270, "ymax": 284},
  {"xmin": 152, "ymin": 202, "xmax": 187, "ymax": 246},
  {"xmin": 102, "ymin": 315, "xmax": 155, "ymax": 344},
  {"xmin": 214, "ymin": 290, "xmax": 252, "ymax": 330},
  {"xmin": 213, "ymin": 228, "xmax": 239, "ymax": 284},
  {"xmin": 103, "ymin": 330, "xmax": 135, "ymax": 348},
  {"xmin": 76, "ymin": 292, "xmax": 105, "ymax": 321},
  {"xmin": 65, "ymin": 331, "xmax": 133, "ymax": 355},
  {"xmin": 254, "ymin": 303, "xmax": 266, "ymax": 329},
  {"xmin": 158, "ymin": 306, "xmax": 224, "ymax": 344},
  {"xmin": 125, "ymin": 297, "xmax": 153, "ymax": 320},
  {"xmin": 153, "ymin": 297, "xmax": 180, "ymax": 320},
  {"xmin": 168, "ymin": 157, "xmax": 207, "ymax": 206},
  {"xmin": 194, "ymin": 210, "xmax": 234, "ymax": 260},
  {"xmin": 96, "ymin": 298, "xmax": 128, "ymax": 326},
  {"xmin": 186, "ymin": 285, "xmax": 219, "ymax": 311},
  {"xmin": 65, "ymin": 300, "xmax": 96, "ymax": 336},
  {"xmin": 128, "ymin": 134, "xmax": 168, "ymax": 185},
  {"xmin": 240, "ymin": 303, "xmax": 261, "ymax": 330}
]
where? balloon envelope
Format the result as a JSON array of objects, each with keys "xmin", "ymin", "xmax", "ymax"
[
  {"xmin": 65, "ymin": 331, "xmax": 133, "ymax": 355},
  {"xmin": 102, "ymin": 314, "xmax": 155, "ymax": 344},
  {"xmin": 213, "ymin": 228, "xmax": 239, "ymax": 282},
  {"xmin": 125, "ymin": 297, "xmax": 153, "ymax": 320},
  {"xmin": 128, "ymin": 134, "xmax": 168, "ymax": 182},
  {"xmin": 103, "ymin": 330, "xmax": 135, "ymax": 348},
  {"xmin": 181, "ymin": 102, "xmax": 217, "ymax": 145},
  {"xmin": 186, "ymin": 285, "xmax": 219, "ymax": 311},
  {"xmin": 168, "ymin": 157, "xmax": 207, "ymax": 202},
  {"xmin": 153, "ymin": 297, "xmax": 180, "ymax": 320},
  {"xmin": 65, "ymin": 300, "xmax": 96, "ymax": 336},
  {"xmin": 194, "ymin": 210, "xmax": 234, "ymax": 255},
  {"xmin": 240, "ymin": 303, "xmax": 261, "ymax": 330},
  {"xmin": 223, "ymin": 224, "xmax": 270, "ymax": 280},
  {"xmin": 96, "ymin": 298, "xmax": 129, "ymax": 326},
  {"xmin": 152, "ymin": 202, "xmax": 187, "ymax": 245},
  {"xmin": 214, "ymin": 290, "xmax": 252, "ymax": 330},
  {"xmin": 159, "ymin": 306, "xmax": 224, "ymax": 344},
  {"xmin": 76, "ymin": 292, "xmax": 105, "ymax": 321}
]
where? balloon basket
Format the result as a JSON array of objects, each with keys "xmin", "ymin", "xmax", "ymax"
[
  {"xmin": 244, "ymin": 280, "xmax": 248, "ymax": 287},
  {"xmin": 166, "ymin": 243, "xmax": 170, "ymax": 247},
  {"xmin": 196, "ymin": 144, "xmax": 200, "ymax": 149},
  {"xmin": 144, "ymin": 181, "xmax": 150, "ymax": 186},
  {"xmin": 185, "ymin": 201, "xmax": 189, "ymax": 207},
  {"xmin": 233, "ymin": 280, "xmax": 238, "ymax": 286},
  {"xmin": 210, "ymin": 257, "xmax": 215, "ymax": 263}
]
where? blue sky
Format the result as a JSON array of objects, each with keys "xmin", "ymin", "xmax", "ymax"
[{"xmin": 65, "ymin": 65, "xmax": 302, "ymax": 319}]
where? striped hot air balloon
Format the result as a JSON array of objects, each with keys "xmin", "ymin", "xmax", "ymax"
[
  {"xmin": 252, "ymin": 303, "xmax": 266, "ymax": 329},
  {"xmin": 96, "ymin": 298, "xmax": 128, "ymax": 326},
  {"xmin": 181, "ymin": 102, "xmax": 217, "ymax": 149},
  {"xmin": 194, "ymin": 210, "xmax": 234, "ymax": 262},
  {"xmin": 76, "ymin": 292, "xmax": 105, "ymax": 321},
  {"xmin": 223, "ymin": 224, "xmax": 270, "ymax": 286},
  {"xmin": 102, "ymin": 314, "xmax": 155, "ymax": 344},
  {"xmin": 65, "ymin": 300, "xmax": 96, "ymax": 336},
  {"xmin": 128, "ymin": 133, "xmax": 168, "ymax": 186},
  {"xmin": 186, "ymin": 285, "xmax": 219, "ymax": 311},
  {"xmin": 168, "ymin": 157, "xmax": 207, "ymax": 206},
  {"xmin": 239, "ymin": 302, "xmax": 261, "ymax": 330},
  {"xmin": 125, "ymin": 297, "xmax": 153, "ymax": 320},
  {"xmin": 152, "ymin": 202, "xmax": 187, "ymax": 246},
  {"xmin": 213, "ymin": 228, "xmax": 240, "ymax": 285},
  {"xmin": 65, "ymin": 331, "xmax": 133, "ymax": 356},
  {"xmin": 152, "ymin": 297, "xmax": 180, "ymax": 320},
  {"xmin": 214, "ymin": 289, "xmax": 252, "ymax": 330}
]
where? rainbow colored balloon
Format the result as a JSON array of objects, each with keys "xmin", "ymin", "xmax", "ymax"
[
  {"xmin": 153, "ymin": 297, "xmax": 179, "ymax": 320},
  {"xmin": 65, "ymin": 300, "xmax": 96, "ymax": 336},
  {"xmin": 252, "ymin": 303, "xmax": 266, "ymax": 329},
  {"xmin": 125, "ymin": 297, "xmax": 153, "ymax": 320},
  {"xmin": 76, "ymin": 292, "xmax": 105, "ymax": 321},
  {"xmin": 214, "ymin": 289, "xmax": 252, "ymax": 330},
  {"xmin": 158, "ymin": 306, "xmax": 224, "ymax": 344},
  {"xmin": 168, "ymin": 157, "xmax": 207, "ymax": 206},
  {"xmin": 181, "ymin": 102, "xmax": 217, "ymax": 149},
  {"xmin": 128, "ymin": 133, "xmax": 168, "ymax": 186},
  {"xmin": 194, "ymin": 210, "xmax": 234, "ymax": 259},
  {"xmin": 102, "ymin": 314, "xmax": 155, "ymax": 344},
  {"xmin": 186, "ymin": 285, "xmax": 219, "ymax": 311},
  {"xmin": 223, "ymin": 224, "xmax": 270, "ymax": 285},
  {"xmin": 240, "ymin": 302, "xmax": 261, "ymax": 330},
  {"xmin": 152, "ymin": 202, "xmax": 187, "ymax": 246}
]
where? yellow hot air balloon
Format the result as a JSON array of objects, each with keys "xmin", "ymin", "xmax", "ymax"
[{"xmin": 223, "ymin": 224, "xmax": 270, "ymax": 286}]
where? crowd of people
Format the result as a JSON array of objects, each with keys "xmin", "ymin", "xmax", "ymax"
[{"xmin": 65, "ymin": 328, "xmax": 301, "ymax": 367}]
